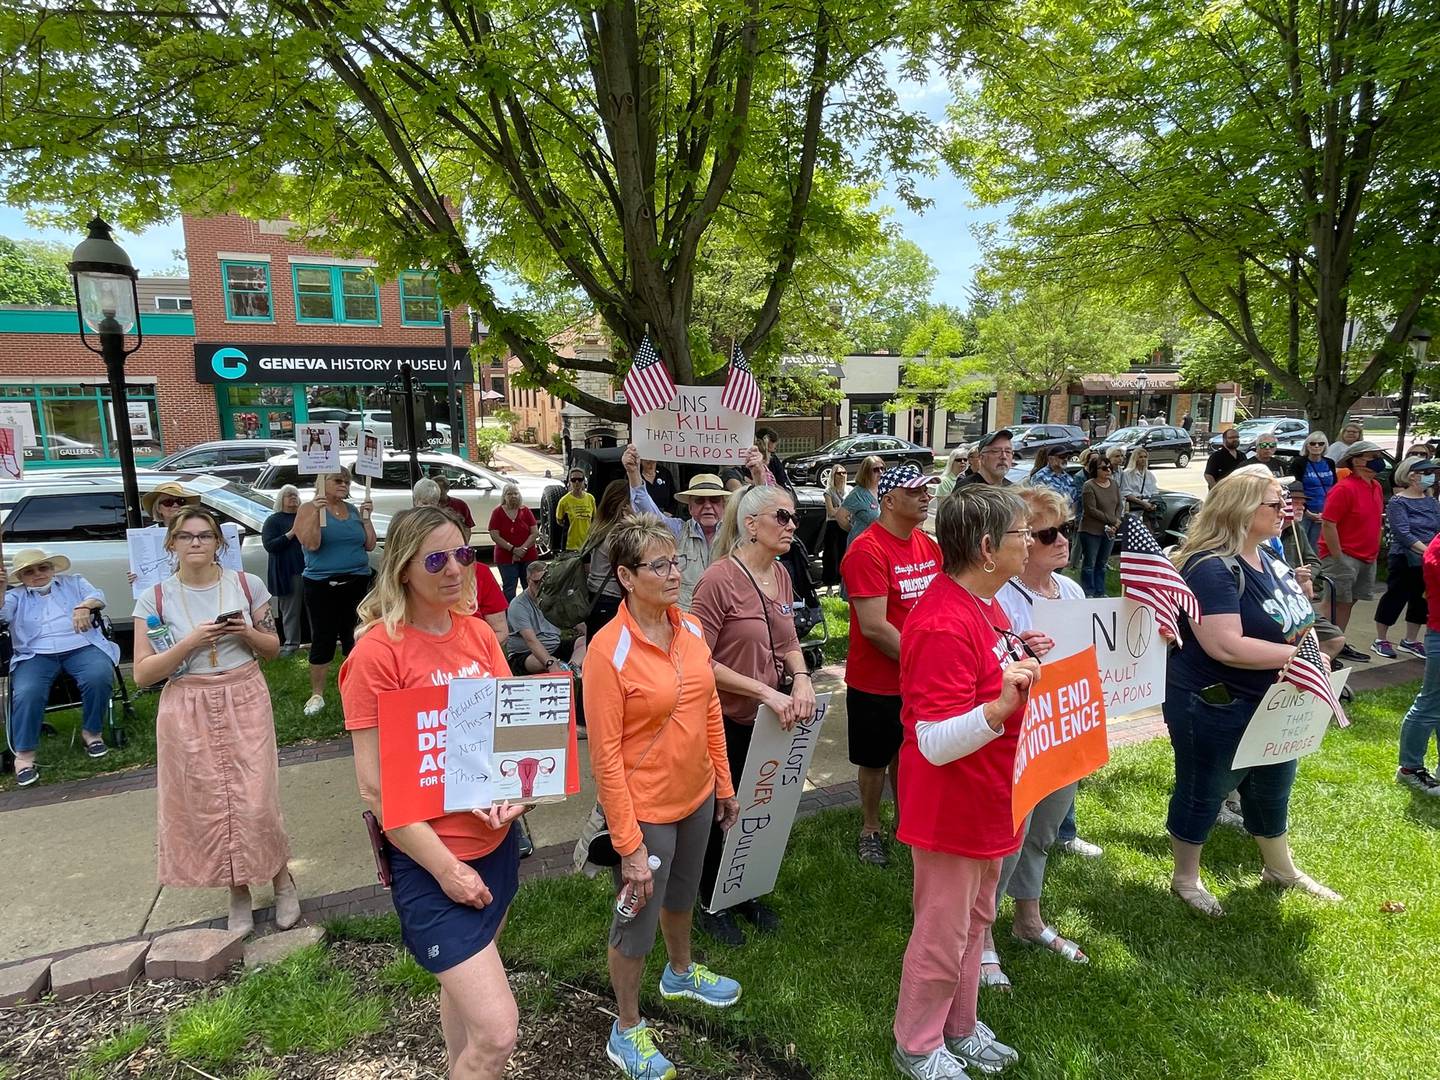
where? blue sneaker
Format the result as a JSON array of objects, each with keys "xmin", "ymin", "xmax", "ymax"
[
  {"xmin": 658, "ymin": 961, "xmax": 741, "ymax": 1007},
  {"xmin": 606, "ymin": 1019, "xmax": 676, "ymax": 1079}
]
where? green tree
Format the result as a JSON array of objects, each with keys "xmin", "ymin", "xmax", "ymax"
[
  {"xmin": 0, "ymin": 235, "xmax": 71, "ymax": 305},
  {"xmin": 891, "ymin": 306, "xmax": 988, "ymax": 416},
  {"xmin": 0, "ymin": 1, "xmax": 974, "ymax": 421},
  {"xmin": 946, "ymin": 0, "xmax": 1440, "ymax": 436}
]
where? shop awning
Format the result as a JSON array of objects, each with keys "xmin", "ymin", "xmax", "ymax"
[{"xmin": 1080, "ymin": 371, "xmax": 1182, "ymax": 394}]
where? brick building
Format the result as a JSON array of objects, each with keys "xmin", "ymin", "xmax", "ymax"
[{"xmin": 0, "ymin": 213, "xmax": 507, "ymax": 470}]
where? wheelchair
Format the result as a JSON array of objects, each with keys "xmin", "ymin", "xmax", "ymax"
[
  {"xmin": 0, "ymin": 611, "xmax": 138, "ymax": 775},
  {"xmin": 783, "ymin": 536, "xmax": 830, "ymax": 673}
]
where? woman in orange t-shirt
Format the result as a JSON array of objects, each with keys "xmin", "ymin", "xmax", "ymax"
[{"xmin": 340, "ymin": 506, "xmax": 526, "ymax": 1080}]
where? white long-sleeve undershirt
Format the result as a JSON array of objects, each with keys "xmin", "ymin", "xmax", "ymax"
[{"xmin": 914, "ymin": 704, "xmax": 1001, "ymax": 766}]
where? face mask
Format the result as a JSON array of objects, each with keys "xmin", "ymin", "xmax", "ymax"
[
  {"xmin": 1367, "ymin": 459, "xmax": 1385, "ymax": 473},
  {"xmin": 1422, "ymin": 475, "xmax": 1436, "ymax": 489}
]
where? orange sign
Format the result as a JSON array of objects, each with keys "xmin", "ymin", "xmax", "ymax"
[
  {"xmin": 1010, "ymin": 646, "xmax": 1109, "ymax": 831},
  {"xmin": 376, "ymin": 679, "xmax": 581, "ymax": 830}
]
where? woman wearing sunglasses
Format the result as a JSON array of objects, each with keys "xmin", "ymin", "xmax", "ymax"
[
  {"xmin": 1165, "ymin": 465, "xmax": 1338, "ymax": 917},
  {"xmin": 340, "ymin": 506, "xmax": 525, "ymax": 1080},
  {"xmin": 584, "ymin": 515, "xmax": 740, "ymax": 1080},
  {"xmin": 891, "ymin": 485, "xmax": 1037, "ymax": 1080},
  {"xmin": 1289, "ymin": 432, "xmax": 1336, "ymax": 551},
  {"xmin": 690, "ymin": 485, "xmax": 817, "ymax": 946},
  {"xmin": 977, "ymin": 486, "xmax": 1088, "ymax": 990},
  {"xmin": 1078, "ymin": 455, "xmax": 1123, "ymax": 597},
  {"xmin": 132, "ymin": 508, "xmax": 296, "ymax": 936}
]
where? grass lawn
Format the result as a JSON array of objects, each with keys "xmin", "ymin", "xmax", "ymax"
[
  {"xmin": 0, "ymin": 652, "xmax": 346, "ymax": 790},
  {"xmin": 492, "ymin": 680, "xmax": 1435, "ymax": 1080}
]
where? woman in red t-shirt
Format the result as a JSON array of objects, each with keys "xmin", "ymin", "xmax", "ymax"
[
  {"xmin": 891, "ymin": 486, "xmax": 1040, "ymax": 1080},
  {"xmin": 488, "ymin": 484, "xmax": 539, "ymax": 600},
  {"xmin": 339, "ymin": 506, "xmax": 526, "ymax": 1080}
]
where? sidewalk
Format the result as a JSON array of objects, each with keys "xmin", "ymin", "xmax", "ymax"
[{"xmin": 0, "ymin": 611, "xmax": 1422, "ymax": 968}]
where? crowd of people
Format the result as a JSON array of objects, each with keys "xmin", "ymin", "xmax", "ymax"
[{"xmin": 7, "ymin": 414, "xmax": 1438, "ymax": 1080}]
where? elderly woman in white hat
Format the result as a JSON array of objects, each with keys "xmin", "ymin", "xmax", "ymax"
[
  {"xmin": 1, "ymin": 548, "xmax": 119, "ymax": 785},
  {"xmin": 621, "ymin": 444, "xmax": 733, "ymax": 611}
]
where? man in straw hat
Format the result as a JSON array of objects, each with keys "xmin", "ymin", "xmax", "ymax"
[
  {"xmin": 1, "ymin": 547, "xmax": 119, "ymax": 785},
  {"xmin": 623, "ymin": 444, "xmax": 733, "ymax": 611}
]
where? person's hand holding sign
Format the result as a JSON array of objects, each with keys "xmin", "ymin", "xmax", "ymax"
[{"xmin": 984, "ymin": 657, "xmax": 1040, "ymax": 732}]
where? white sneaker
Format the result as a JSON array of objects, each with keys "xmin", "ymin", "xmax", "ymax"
[
  {"xmin": 303, "ymin": 694, "xmax": 325, "ymax": 716},
  {"xmin": 891, "ymin": 1043, "xmax": 970, "ymax": 1079},
  {"xmin": 947, "ymin": 1021, "xmax": 1019, "ymax": 1074},
  {"xmin": 1059, "ymin": 836, "xmax": 1103, "ymax": 858}
]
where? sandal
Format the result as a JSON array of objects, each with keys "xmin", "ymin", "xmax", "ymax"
[
  {"xmin": 1260, "ymin": 867, "xmax": 1342, "ymax": 902},
  {"xmin": 978, "ymin": 949, "xmax": 1012, "ymax": 991},
  {"xmin": 1170, "ymin": 879, "xmax": 1224, "ymax": 918},
  {"xmin": 1014, "ymin": 925, "xmax": 1088, "ymax": 964}
]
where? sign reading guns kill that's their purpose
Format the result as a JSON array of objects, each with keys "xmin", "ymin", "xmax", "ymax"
[
  {"xmin": 707, "ymin": 695, "xmax": 830, "ymax": 913},
  {"xmin": 1231, "ymin": 667, "xmax": 1350, "ymax": 770},
  {"xmin": 1044, "ymin": 597, "xmax": 1167, "ymax": 719},
  {"xmin": 631, "ymin": 384, "xmax": 757, "ymax": 466}
]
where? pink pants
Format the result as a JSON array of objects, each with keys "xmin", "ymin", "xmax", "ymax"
[{"xmin": 893, "ymin": 847, "xmax": 1001, "ymax": 1054}]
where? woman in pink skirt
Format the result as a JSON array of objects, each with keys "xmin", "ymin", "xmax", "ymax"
[{"xmin": 133, "ymin": 507, "xmax": 298, "ymax": 935}]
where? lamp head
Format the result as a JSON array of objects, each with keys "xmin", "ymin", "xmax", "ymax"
[{"xmin": 69, "ymin": 217, "xmax": 138, "ymax": 335}]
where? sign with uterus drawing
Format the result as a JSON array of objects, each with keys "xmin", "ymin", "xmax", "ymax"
[{"xmin": 443, "ymin": 674, "xmax": 579, "ymax": 811}]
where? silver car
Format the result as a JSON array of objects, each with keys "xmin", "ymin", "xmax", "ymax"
[
  {"xmin": 0, "ymin": 473, "xmax": 304, "ymax": 654},
  {"xmin": 250, "ymin": 449, "xmax": 563, "ymax": 550}
]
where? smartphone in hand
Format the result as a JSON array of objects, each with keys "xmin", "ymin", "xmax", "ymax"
[{"xmin": 215, "ymin": 610, "xmax": 245, "ymax": 625}]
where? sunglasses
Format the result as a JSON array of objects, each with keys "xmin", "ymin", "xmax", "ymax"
[
  {"xmin": 761, "ymin": 508, "xmax": 797, "ymax": 526},
  {"xmin": 421, "ymin": 545, "xmax": 477, "ymax": 573},
  {"xmin": 568, "ymin": 476, "xmax": 585, "ymax": 483},
  {"xmin": 157, "ymin": 497, "xmax": 189, "ymax": 509},
  {"xmin": 1098, "ymin": 464, "xmax": 1113, "ymax": 471},
  {"xmin": 993, "ymin": 626, "xmax": 1040, "ymax": 662},
  {"xmin": 1032, "ymin": 523, "xmax": 1074, "ymax": 545},
  {"xmin": 1255, "ymin": 442, "xmax": 1278, "ymax": 449}
]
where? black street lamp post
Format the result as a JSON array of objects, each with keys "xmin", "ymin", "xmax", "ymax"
[{"xmin": 69, "ymin": 217, "xmax": 144, "ymax": 529}]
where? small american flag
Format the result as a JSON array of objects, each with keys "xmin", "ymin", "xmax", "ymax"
[
  {"xmin": 1119, "ymin": 514, "xmax": 1201, "ymax": 641},
  {"xmin": 1280, "ymin": 630, "xmax": 1349, "ymax": 727},
  {"xmin": 622, "ymin": 334, "xmax": 677, "ymax": 417},
  {"xmin": 721, "ymin": 342, "xmax": 763, "ymax": 418},
  {"xmin": 1281, "ymin": 488, "xmax": 1295, "ymax": 526}
]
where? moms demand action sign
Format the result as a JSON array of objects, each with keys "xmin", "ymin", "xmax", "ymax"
[{"xmin": 195, "ymin": 343, "xmax": 470, "ymax": 384}]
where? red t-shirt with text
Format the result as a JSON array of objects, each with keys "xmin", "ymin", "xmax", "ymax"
[
  {"xmin": 840, "ymin": 523, "xmax": 942, "ymax": 695},
  {"xmin": 1317, "ymin": 472, "xmax": 1383, "ymax": 562},
  {"xmin": 897, "ymin": 573, "xmax": 1025, "ymax": 859}
]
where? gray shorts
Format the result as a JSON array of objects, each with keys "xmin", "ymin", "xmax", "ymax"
[
  {"xmin": 1311, "ymin": 615, "xmax": 1344, "ymax": 643},
  {"xmin": 608, "ymin": 793, "xmax": 714, "ymax": 958},
  {"xmin": 1320, "ymin": 553, "xmax": 1376, "ymax": 604}
]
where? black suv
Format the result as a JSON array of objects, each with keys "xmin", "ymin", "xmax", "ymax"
[
  {"xmin": 785, "ymin": 434, "xmax": 934, "ymax": 486},
  {"xmin": 1006, "ymin": 423, "xmax": 1091, "ymax": 462},
  {"xmin": 1091, "ymin": 424, "xmax": 1195, "ymax": 467}
]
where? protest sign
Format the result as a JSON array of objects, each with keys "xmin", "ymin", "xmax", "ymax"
[
  {"xmin": 444, "ymin": 674, "xmax": 578, "ymax": 811},
  {"xmin": 353, "ymin": 430, "xmax": 384, "ymax": 479},
  {"xmin": 707, "ymin": 694, "xmax": 830, "ymax": 913},
  {"xmin": 1232, "ymin": 667, "xmax": 1350, "ymax": 769},
  {"xmin": 444, "ymin": 678, "xmax": 498, "ymax": 810},
  {"xmin": 295, "ymin": 423, "xmax": 341, "ymax": 474},
  {"xmin": 127, "ymin": 523, "xmax": 243, "ymax": 599},
  {"xmin": 377, "ymin": 685, "xmax": 451, "ymax": 830},
  {"xmin": 1011, "ymin": 646, "xmax": 1108, "ymax": 831},
  {"xmin": 0, "ymin": 424, "xmax": 23, "ymax": 480},
  {"xmin": 1045, "ymin": 597, "xmax": 1165, "ymax": 718},
  {"xmin": 631, "ymin": 384, "xmax": 756, "ymax": 466}
]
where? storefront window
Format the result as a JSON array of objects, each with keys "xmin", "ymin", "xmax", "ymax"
[
  {"xmin": 1140, "ymin": 394, "xmax": 1169, "ymax": 422},
  {"xmin": 1015, "ymin": 393, "xmax": 1043, "ymax": 424},
  {"xmin": 0, "ymin": 383, "xmax": 162, "ymax": 466},
  {"xmin": 944, "ymin": 405, "xmax": 984, "ymax": 446}
]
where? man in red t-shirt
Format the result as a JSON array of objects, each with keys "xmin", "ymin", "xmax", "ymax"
[
  {"xmin": 1318, "ymin": 440, "xmax": 1385, "ymax": 646},
  {"xmin": 840, "ymin": 463, "xmax": 942, "ymax": 866}
]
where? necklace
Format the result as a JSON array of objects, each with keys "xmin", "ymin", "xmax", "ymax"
[
  {"xmin": 177, "ymin": 568, "xmax": 226, "ymax": 667},
  {"xmin": 733, "ymin": 553, "xmax": 774, "ymax": 589},
  {"xmin": 1015, "ymin": 574, "xmax": 1060, "ymax": 599}
]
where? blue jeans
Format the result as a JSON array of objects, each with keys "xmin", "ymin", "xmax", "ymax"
[
  {"xmin": 1302, "ymin": 516, "xmax": 1322, "ymax": 554},
  {"xmin": 498, "ymin": 560, "xmax": 530, "ymax": 602},
  {"xmin": 8, "ymin": 645, "xmax": 113, "ymax": 753},
  {"xmin": 1399, "ymin": 628, "xmax": 1440, "ymax": 770},
  {"xmin": 1056, "ymin": 798, "xmax": 1078, "ymax": 842},
  {"xmin": 1078, "ymin": 532, "xmax": 1113, "ymax": 598},
  {"xmin": 1163, "ymin": 688, "xmax": 1298, "ymax": 845}
]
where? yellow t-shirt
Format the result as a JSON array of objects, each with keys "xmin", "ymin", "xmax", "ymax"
[{"xmin": 556, "ymin": 491, "xmax": 596, "ymax": 550}]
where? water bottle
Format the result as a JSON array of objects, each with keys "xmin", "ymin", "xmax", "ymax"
[
  {"xmin": 146, "ymin": 614, "xmax": 188, "ymax": 675},
  {"xmin": 615, "ymin": 855, "xmax": 663, "ymax": 924}
]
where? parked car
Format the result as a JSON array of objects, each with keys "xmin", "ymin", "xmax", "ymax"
[
  {"xmin": 1091, "ymin": 424, "xmax": 1195, "ymax": 467},
  {"xmin": 150, "ymin": 440, "xmax": 295, "ymax": 484},
  {"xmin": 1002, "ymin": 461, "xmax": 1202, "ymax": 546},
  {"xmin": 1207, "ymin": 416, "xmax": 1310, "ymax": 455},
  {"xmin": 304, "ymin": 408, "xmax": 359, "ymax": 442},
  {"xmin": 357, "ymin": 410, "xmax": 451, "ymax": 448},
  {"xmin": 0, "ymin": 474, "xmax": 319, "ymax": 656},
  {"xmin": 1006, "ymin": 423, "xmax": 1090, "ymax": 461},
  {"xmin": 785, "ymin": 434, "xmax": 935, "ymax": 486},
  {"xmin": 251, "ymin": 449, "xmax": 561, "ymax": 551}
]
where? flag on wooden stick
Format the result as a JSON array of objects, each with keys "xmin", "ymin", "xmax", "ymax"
[{"xmin": 1118, "ymin": 514, "xmax": 1201, "ymax": 641}]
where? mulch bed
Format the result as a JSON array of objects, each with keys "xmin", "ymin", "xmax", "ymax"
[{"xmin": 0, "ymin": 940, "xmax": 803, "ymax": 1079}]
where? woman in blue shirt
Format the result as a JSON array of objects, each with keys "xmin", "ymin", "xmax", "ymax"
[
  {"xmin": 1, "ymin": 548, "xmax": 119, "ymax": 785},
  {"xmin": 294, "ymin": 468, "xmax": 375, "ymax": 716},
  {"xmin": 1165, "ymin": 465, "xmax": 1339, "ymax": 917},
  {"xmin": 1289, "ymin": 433, "xmax": 1336, "ymax": 550}
]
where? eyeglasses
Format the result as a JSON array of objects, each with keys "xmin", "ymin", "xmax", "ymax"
[
  {"xmin": 421, "ymin": 546, "xmax": 477, "ymax": 573},
  {"xmin": 993, "ymin": 626, "xmax": 1040, "ymax": 662},
  {"xmin": 1005, "ymin": 527, "xmax": 1033, "ymax": 541},
  {"xmin": 173, "ymin": 531, "xmax": 217, "ymax": 544},
  {"xmin": 157, "ymin": 498, "xmax": 189, "ymax": 509},
  {"xmin": 1255, "ymin": 442, "xmax": 1277, "ymax": 449},
  {"xmin": 1032, "ymin": 523, "xmax": 1074, "ymax": 545},
  {"xmin": 759, "ymin": 508, "xmax": 797, "ymax": 526},
  {"xmin": 1259, "ymin": 501, "xmax": 1284, "ymax": 513},
  {"xmin": 982, "ymin": 446, "xmax": 1015, "ymax": 457},
  {"xmin": 634, "ymin": 555, "xmax": 687, "ymax": 576}
]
